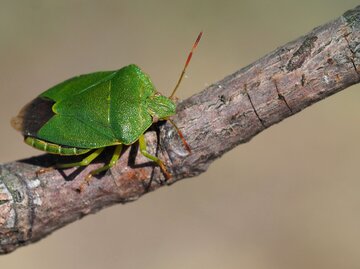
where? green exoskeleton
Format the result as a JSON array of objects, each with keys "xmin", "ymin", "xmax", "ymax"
[{"xmin": 12, "ymin": 32, "xmax": 202, "ymax": 187}]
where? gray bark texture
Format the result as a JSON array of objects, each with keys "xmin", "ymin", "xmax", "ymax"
[{"xmin": 1, "ymin": 6, "xmax": 360, "ymax": 254}]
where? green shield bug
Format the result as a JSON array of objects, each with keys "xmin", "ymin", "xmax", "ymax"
[{"xmin": 12, "ymin": 32, "xmax": 202, "ymax": 186}]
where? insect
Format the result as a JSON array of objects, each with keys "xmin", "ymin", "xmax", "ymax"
[{"xmin": 12, "ymin": 32, "xmax": 202, "ymax": 185}]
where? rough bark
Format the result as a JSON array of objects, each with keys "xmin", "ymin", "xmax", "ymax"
[{"xmin": 1, "ymin": 6, "xmax": 359, "ymax": 254}]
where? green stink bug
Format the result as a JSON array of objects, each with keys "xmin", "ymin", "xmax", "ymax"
[{"xmin": 12, "ymin": 32, "xmax": 202, "ymax": 184}]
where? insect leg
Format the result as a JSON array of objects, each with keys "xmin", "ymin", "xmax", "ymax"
[
  {"xmin": 77, "ymin": 145, "xmax": 123, "ymax": 192},
  {"xmin": 37, "ymin": 147, "xmax": 102, "ymax": 177},
  {"xmin": 86, "ymin": 144, "xmax": 123, "ymax": 177},
  {"xmin": 56, "ymin": 147, "xmax": 105, "ymax": 169},
  {"xmin": 138, "ymin": 134, "xmax": 171, "ymax": 179}
]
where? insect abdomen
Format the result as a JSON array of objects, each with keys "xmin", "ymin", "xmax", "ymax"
[{"xmin": 25, "ymin": 137, "xmax": 91, "ymax": 156}]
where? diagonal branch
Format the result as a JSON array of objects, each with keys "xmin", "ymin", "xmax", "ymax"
[{"xmin": 1, "ymin": 6, "xmax": 360, "ymax": 254}]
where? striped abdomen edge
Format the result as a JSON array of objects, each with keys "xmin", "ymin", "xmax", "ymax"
[{"xmin": 25, "ymin": 136, "xmax": 91, "ymax": 156}]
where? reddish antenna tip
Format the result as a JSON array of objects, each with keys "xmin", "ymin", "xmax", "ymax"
[
  {"xmin": 195, "ymin": 31, "xmax": 203, "ymax": 47},
  {"xmin": 170, "ymin": 32, "xmax": 203, "ymax": 99}
]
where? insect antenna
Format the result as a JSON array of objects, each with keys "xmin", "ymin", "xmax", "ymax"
[
  {"xmin": 168, "ymin": 118, "xmax": 191, "ymax": 153},
  {"xmin": 169, "ymin": 31, "xmax": 203, "ymax": 99}
]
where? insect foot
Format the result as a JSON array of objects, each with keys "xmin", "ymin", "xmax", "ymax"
[
  {"xmin": 36, "ymin": 166, "xmax": 55, "ymax": 177},
  {"xmin": 76, "ymin": 173, "xmax": 94, "ymax": 193}
]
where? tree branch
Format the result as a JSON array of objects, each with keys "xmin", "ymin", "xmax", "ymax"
[{"xmin": 1, "ymin": 6, "xmax": 359, "ymax": 254}]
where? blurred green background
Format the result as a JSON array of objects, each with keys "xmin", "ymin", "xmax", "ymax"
[{"xmin": 1, "ymin": 1, "xmax": 360, "ymax": 268}]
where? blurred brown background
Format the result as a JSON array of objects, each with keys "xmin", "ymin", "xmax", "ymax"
[{"xmin": 1, "ymin": 1, "xmax": 360, "ymax": 268}]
